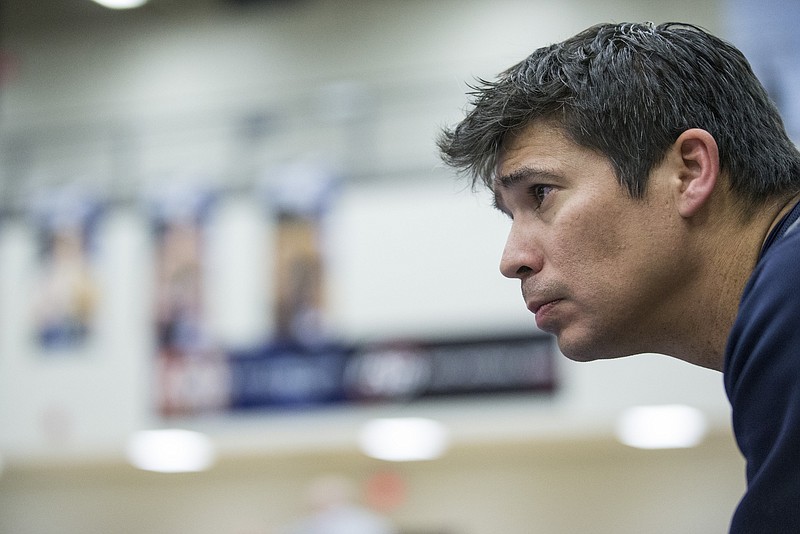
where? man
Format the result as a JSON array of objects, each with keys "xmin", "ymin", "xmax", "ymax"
[{"xmin": 438, "ymin": 22, "xmax": 800, "ymax": 533}]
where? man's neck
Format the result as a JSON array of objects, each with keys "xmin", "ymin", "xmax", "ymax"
[{"xmin": 682, "ymin": 192, "xmax": 800, "ymax": 371}]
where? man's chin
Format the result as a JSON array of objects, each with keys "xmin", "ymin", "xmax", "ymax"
[
  {"xmin": 556, "ymin": 337, "xmax": 628, "ymax": 363},
  {"xmin": 560, "ymin": 350, "xmax": 603, "ymax": 363}
]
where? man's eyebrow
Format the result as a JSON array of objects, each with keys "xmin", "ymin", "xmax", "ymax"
[{"xmin": 494, "ymin": 166, "xmax": 561, "ymax": 189}]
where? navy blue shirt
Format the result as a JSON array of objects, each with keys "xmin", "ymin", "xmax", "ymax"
[{"xmin": 725, "ymin": 201, "xmax": 800, "ymax": 533}]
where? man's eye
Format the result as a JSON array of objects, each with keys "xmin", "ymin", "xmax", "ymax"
[{"xmin": 529, "ymin": 184, "xmax": 554, "ymax": 205}]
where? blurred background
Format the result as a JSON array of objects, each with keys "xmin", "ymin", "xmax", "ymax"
[{"xmin": 0, "ymin": 1, "xmax": 797, "ymax": 533}]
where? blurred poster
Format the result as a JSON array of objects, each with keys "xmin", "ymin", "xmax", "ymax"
[
  {"xmin": 266, "ymin": 161, "xmax": 339, "ymax": 346},
  {"xmin": 149, "ymin": 186, "xmax": 231, "ymax": 417},
  {"xmin": 30, "ymin": 187, "xmax": 103, "ymax": 353},
  {"xmin": 229, "ymin": 342, "xmax": 351, "ymax": 409},
  {"xmin": 229, "ymin": 333, "xmax": 556, "ymax": 410},
  {"xmin": 342, "ymin": 334, "xmax": 557, "ymax": 402},
  {"xmin": 228, "ymin": 161, "xmax": 348, "ymax": 409},
  {"xmin": 273, "ymin": 211, "xmax": 328, "ymax": 344}
]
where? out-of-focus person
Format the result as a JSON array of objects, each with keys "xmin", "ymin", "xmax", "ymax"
[{"xmin": 280, "ymin": 475, "xmax": 399, "ymax": 534}]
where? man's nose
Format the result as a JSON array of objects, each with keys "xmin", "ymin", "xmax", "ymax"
[{"xmin": 499, "ymin": 225, "xmax": 542, "ymax": 279}]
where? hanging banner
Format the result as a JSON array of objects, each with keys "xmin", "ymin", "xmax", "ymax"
[
  {"xmin": 225, "ymin": 161, "xmax": 349, "ymax": 409},
  {"xmin": 263, "ymin": 160, "xmax": 340, "ymax": 347},
  {"xmin": 148, "ymin": 186, "xmax": 231, "ymax": 417},
  {"xmin": 228, "ymin": 333, "xmax": 556, "ymax": 410},
  {"xmin": 30, "ymin": 186, "xmax": 104, "ymax": 353},
  {"xmin": 344, "ymin": 334, "xmax": 557, "ymax": 401}
]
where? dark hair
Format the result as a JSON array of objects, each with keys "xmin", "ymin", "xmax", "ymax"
[{"xmin": 438, "ymin": 22, "xmax": 800, "ymax": 208}]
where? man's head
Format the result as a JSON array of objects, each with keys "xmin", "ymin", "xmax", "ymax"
[
  {"xmin": 438, "ymin": 22, "xmax": 800, "ymax": 368},
  {"xmin": 438, "ymin": 22, "xmax": 800, "ymax": 212}
]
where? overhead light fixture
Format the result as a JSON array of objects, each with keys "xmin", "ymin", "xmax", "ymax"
[
  {"xmin": 358, "ymin": 417, "xmax": 449, "ymax": 462},
  {"xmin": 615, "ymin": 404, "xmax": 707, "ymax": 450},
  {"xmin": 126, "ymin": 429, "xmax": 216, "ymax": 473},
  {"xmin": 91, "ymin": 0, "xmax": 150, "ymax": 9}
]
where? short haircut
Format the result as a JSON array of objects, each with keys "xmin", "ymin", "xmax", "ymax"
[{"xmin": 438, "ymin": 22, "xmax": 800, "ymax": 209}]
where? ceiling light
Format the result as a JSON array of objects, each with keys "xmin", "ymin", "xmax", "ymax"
[
  {"xmin": 91, "ymin": 0, "xmax": 150, "ymax": 9},
  {"xmin": 358, "ymin": 417, "xmax": 449, "ymax": 462},
  {"xmin": 126, "ymin": 429, "xmax": 215, "ymax": 473},
  {"xmin": 615, "ymin": 404, "xmax": 707, "ymax": 449}
]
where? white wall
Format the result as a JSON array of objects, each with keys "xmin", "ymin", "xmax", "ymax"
[
  {"xmin": 0, "ymin": 1, "xmax": 745, "ymax": 533},
  {"xmin": 0, "ymin": 176, "xmax": 734, "ymax": 462}
]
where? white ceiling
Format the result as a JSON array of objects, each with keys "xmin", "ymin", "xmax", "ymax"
[{"xmin": 2, "ymin": 0, "xmax": 299, "ymax": 32}]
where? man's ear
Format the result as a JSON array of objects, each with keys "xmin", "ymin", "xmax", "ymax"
[{"xmin": 672, "ymin": 128, "xmax": 720, "ymax": 218}]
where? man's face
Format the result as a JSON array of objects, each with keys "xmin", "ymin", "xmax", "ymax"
[{"xmin": 493, "ymin": 121, "xmax": 690, "ymax": 361}]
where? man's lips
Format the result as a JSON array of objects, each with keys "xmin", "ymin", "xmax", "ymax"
[
  {"xmin": 526, "ymin": 298, "xmax": 561, "ymax": 315},
  {"xmin": 527, "ymin": 298, "xmax": 563, "ymax": 331}
]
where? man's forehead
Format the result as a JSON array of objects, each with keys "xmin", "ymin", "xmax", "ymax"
[
  {"xmin": 496, "ymin": 120, "xmax": 567, "ymax": 164},
  {"xmin": 494, "ymin": 126, "xmax": 566, "ymax": 187}
]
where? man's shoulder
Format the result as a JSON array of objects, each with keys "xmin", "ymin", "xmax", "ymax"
[{"xmin": 725, "ymin": 219, "xmax": 800, "ymax": 380}]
